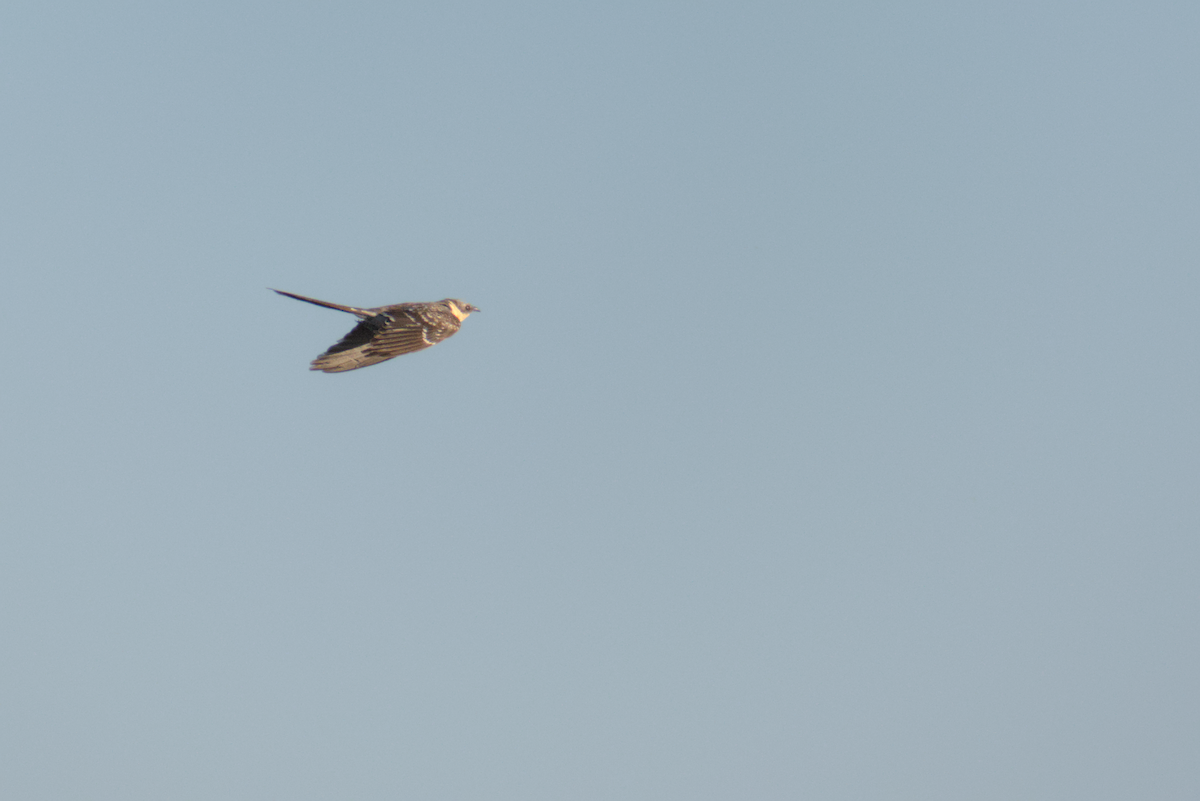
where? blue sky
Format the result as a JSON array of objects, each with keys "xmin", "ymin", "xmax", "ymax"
[{"xmin": 3, "ymin": 2, "xmax": 1198, "ymax": 798}]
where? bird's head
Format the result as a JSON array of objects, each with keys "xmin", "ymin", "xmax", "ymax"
[{"xmin": 445, "ymin": 299, "xmax": 480, "ymax": 321}]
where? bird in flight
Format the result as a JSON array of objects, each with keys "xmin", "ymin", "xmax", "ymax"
[{"xmin": 273, "ymin": 289, "xmax": 479, "ymax": 373}]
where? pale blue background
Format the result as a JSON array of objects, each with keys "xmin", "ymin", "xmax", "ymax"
[{"xmin": 3, "ymin": 2, "xmax": 1198, "ymax": 799}]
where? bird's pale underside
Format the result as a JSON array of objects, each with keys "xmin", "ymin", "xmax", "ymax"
[{"xmin": 273, "ymin": 289, "xmax": 479, "ymax": 373}]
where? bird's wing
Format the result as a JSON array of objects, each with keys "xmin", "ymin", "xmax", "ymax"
[{"xmin": 309, "ymin": 309, "xmax": 455, "ymax": 373}]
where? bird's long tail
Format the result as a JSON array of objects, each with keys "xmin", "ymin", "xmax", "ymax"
[{"xmin": 271, "ymin": 289, "xmax": 367, "ymax": 316}]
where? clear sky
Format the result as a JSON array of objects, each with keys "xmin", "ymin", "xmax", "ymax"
[{"xmin": 3, "ymin": 2, "xmax": 1198, "ymax": 798}]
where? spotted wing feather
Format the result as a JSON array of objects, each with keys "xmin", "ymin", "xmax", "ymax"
[{"xmin": 309, "ymin": 306, "xmax": 461, "ymax": 373}]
